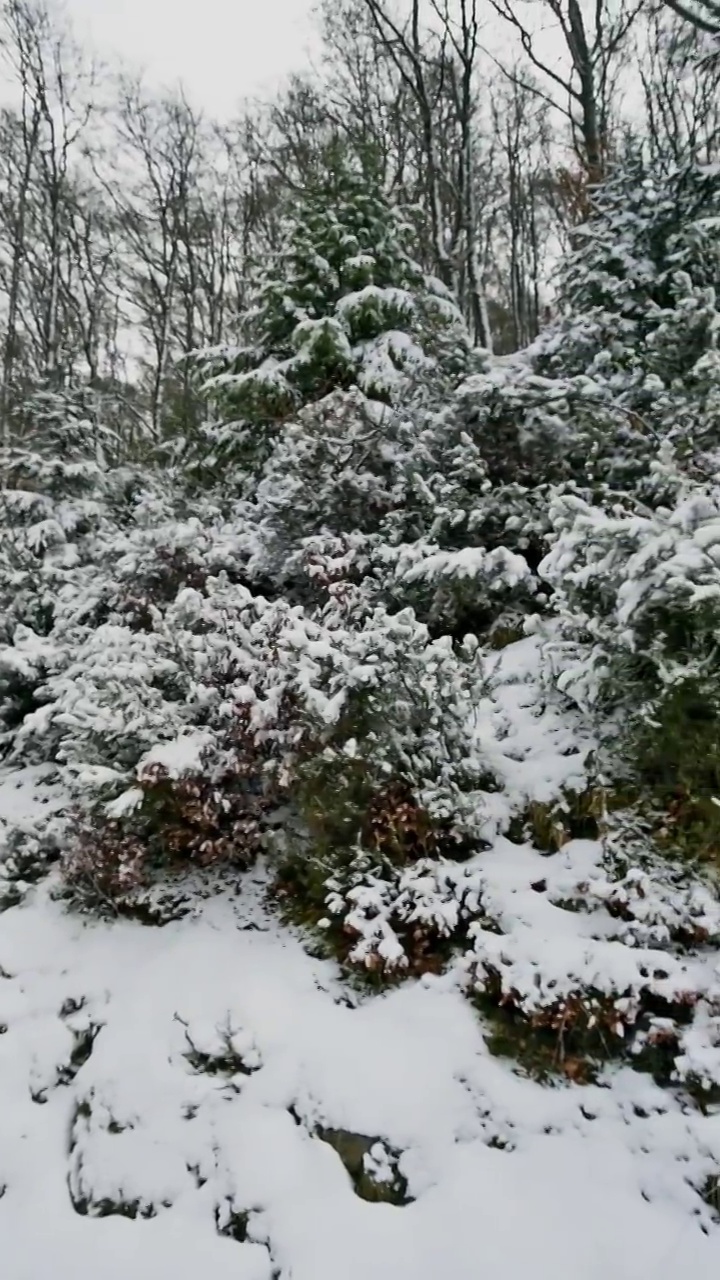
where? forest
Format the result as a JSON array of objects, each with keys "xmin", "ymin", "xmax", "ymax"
[{"xmin": 1, "ymin": 0, "xmax": 720, "ymax": 1274}]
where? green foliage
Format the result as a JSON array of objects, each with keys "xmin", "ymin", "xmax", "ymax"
[
  {"xmin": 538, "ymin": 457, "xmax": 720, "ymax": 855},
  {"xmin": 192, "ymin": 139, "xmax": 471, "ymax": 490}
]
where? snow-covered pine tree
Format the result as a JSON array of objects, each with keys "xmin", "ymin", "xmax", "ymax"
[
  {"xmin": 310, "ymin": 155, "xmax": 720, "ymax": 975},
  {"xmin": 0, "ymin": 387, "xmax": 122, "ymax": 746},
  {"xmin": 529, "ymin": 159, "xmax": 720, "ymax": 845},
  {"xmin": 534, "ymin": 156, "xmax": 720, "ymax": 480},
  {"xmin": 191, "ymin": 138, "xmax": 473, "ymax": 497},
  {"xmin": 389, "ymin": 157, "xmax": 720, "ymax": 640},
  {"xmin": 538, "ymin": 448, "xmax": 720, "ymax": 853}
]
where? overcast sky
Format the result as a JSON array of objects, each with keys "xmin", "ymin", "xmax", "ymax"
[{"xmin": 66, "ymin": 0, "xmax": 318, "ymax": 117}]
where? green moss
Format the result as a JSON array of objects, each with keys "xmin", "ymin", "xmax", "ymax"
[
  {"xmin": 316, "ymin": 1127, "xmax": 412, "ymax": 1205},
  {"xmin": 487, "ymin": 622, "xmax": 526, "ymax": 651},
  {"xmin": 702, "ymin": 1173, "xmax": 720, "ymax": 1220},
  {"xmin": 216, "ymin": 1205, "xmax": 250, "ymax": 1242},
  {"xmin": 620, "ymin": 675, "xmax": 720, "ymax": 866}
]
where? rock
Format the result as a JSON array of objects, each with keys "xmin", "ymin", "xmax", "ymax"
[{"xmin": 315, "ymin": 1127, "xmax": 412, "ymax": 1205}]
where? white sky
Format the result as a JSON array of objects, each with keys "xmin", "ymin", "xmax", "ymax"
[
  {"xmin": 63, "ymin": 0, "xmax": 585, "ymax": 127},
  {"xmin": 65, "ymin": 0, "xmax": 318, "ymax": 117}
]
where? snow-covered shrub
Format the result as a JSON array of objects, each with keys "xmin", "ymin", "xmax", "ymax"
[
  {"xmin": 336, "ymin": 363, "xmax": 583, "ymax": 636},
  {"xmin": 357, "ymin": 162, "xmax": 720, "ymax": 650},
  {"xmin": 376, "ymin": 538, "xmax": 539, "ymax": 642},
  {"xmin": 0, "ymin": 397, "xmax": 109, "ymax": 635},
  {"xmin": 300, "ymin": 158, "xmax": 720, "ymax": 1002},
  {"xmin": 250, "ymin": 588, "xmax": 492, "ymax": 902},
  {"xmin": 10, "ymin": 553, "xmax": 491, "ymax": 906},
  {"xmin": 456, "ymin": 831, "xmax": 720, "ymax": 1076},
  {"xmin": 466, "ymin": 916, "xmax": 699, "ymax": 1047},
  {"xmin": 13, "ymin": 576, "xmax": 290, "ymax": 901},
  {"xmin": 248, "ymin": 359, "xmax": 569, "ymax": 631},
  {"xmin": 538, "ymin": 451, "xmax": 720, "ymax": 846},
  {"xmin": 248, "ymin": 389, "xmax": 421, "ymax": 590},
  {"xmin": 63, "ymin": 727, "xmax": 266, "ymax": 905},
  {"xmin": 247, "ymin": 377, "xmax": 542, "ymax": 627},
  {"xmin": 315, "ymin": 633, "xmax": 590, "ymax": 975},
  {"xmin": 0, "ymin": 390, "xmax": 132, "ymax": 751},
  {"xmin": 567, "ymin": 861, "xmax": 720, "ymax": 950},
  {"xmin": 0, "ymin": 798, "xmax": 66, "ymax": 911},
  {"xmin": 322, "ymin": 821, "xmax": 717, "ymax": 1051},
  {"xmin": 91, "ymin": 503, "xmax": 258, "ymax": 629},
  {"xmin": 559, "ymin": 160, "xmax": 720, "ymax": 323},
  {"xmin": 324, "ymin": 856, "xmax": 481, "ymax": 975},
  {"xmin": 0, "ymin": 625, "xmax": 58, "ymax": 752},
  {"xmin": 673, "ymin": 996, "xmax": 720, "ymax": 1096}
]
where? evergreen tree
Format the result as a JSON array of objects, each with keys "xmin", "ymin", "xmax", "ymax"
[
  {"xmin": 519, "ymin": 160, "xmax": 720, "ymax": 838},
  {"xmin": 193, "ymin": 140, "xmax": 472, "ymax": 491},
  {"xmin": 535, "ymin": 158, "xmax": 720, "ymax": 475}
]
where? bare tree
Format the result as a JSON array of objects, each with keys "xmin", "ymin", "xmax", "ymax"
[
  {"xmin": 488, "ymin": 73, "xmax": 552, "ymax": 348},
  {"xmin": 319, "ymin": 0, "xmax": 429, "ymax": 198},
  {"xmin": 0, "ymin": 0, "xmax": 100, "ymax": 457},
  {"xmin": 25, "ymin": 24, "xmax": 96, "ymax": 379},
  {"xmin": 112, "ymin": 82, "xmax": 201, "ymax": 438},
  {"xmin": 427, "ymin": 0, "xmax": 493, "ymax": 345},
  {"xmin": 360, "ymin": 0, "xmax": 455, "ymax": 287},
  {"xmin": 0, "ymin": 108, "xmax": 40, "ymax": 444},
  {"xmin": 661, "ymin": 0, "xmax": 720, "ymax": 37},
  {"xmin": 638, "ymin": 8, "xmax": 720, "ymax": 161},
  {"xmin": 0, "ymin": 2, "xmax": 43, "ymax": 442},
  {"xmin": 486, "ymin": 0, "xmax": 642, "ymax": 184},
  {"xmin": 58, "ymin": 182, "xmax": 121, "ymax": 386},
  {"xmin": 356, "ymin": 0, "xmax": 496, "ymax": 345}
]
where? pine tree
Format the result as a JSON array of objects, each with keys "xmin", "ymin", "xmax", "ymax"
[
  {"xmin": 534, "ymin": 158, "xmax": 720, "ymax": 476},
  {"xmin": 0, "ymin": 387, "xmax": 120, "ymax": 746},
  {"xmin": 520, "ymin": 160, "xmax": 720, "ymax": 833},
  {"xmin": 193, "ymin": 139, "xmax": 472, "ymax": 491},
  {"xmin": 361, "ymin": 158, "xmax": 720, "ymax": 656}
]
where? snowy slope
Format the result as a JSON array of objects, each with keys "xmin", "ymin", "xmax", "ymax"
[{"xmin": 2, "ymin": 772, "xmax": 720, "ymax": 1280}]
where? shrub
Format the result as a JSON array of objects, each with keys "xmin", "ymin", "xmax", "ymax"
[
  {"xmin": 537, "ymin": 451, "xmax": 720, "ymax": 849},
  {"xmin": 10, "ymin": 554, "xmax": 491, "ymax": 909},
  {"xmin": 62, "ymin": 727, "xmax": 266, "ymax": 906}
]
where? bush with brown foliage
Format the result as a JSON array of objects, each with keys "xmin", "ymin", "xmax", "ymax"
[{"xmin": 11, "ymin": 561, "xmax": 491, "ymax": 912}]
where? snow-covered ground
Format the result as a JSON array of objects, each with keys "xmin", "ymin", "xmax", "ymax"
[{"xmin": 2, "ymin": 769, "xmax": 720, "ymax": 1280}]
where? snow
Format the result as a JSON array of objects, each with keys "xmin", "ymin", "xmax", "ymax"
[
  {"xmin": 0, "ymin": 627, "xmax": 56, "ymax": 681},
  {"xmin": 137, "ymin": 731, "xmax": 214, "ymax": 780},
  {"xmin": 403, "ymin": 544, "xmax": 533, "ymax": 587},
  {"xmin": 470, "ymin": 634, "xmax": 593, "ymax": 832},
  {"xmin": 2, "ymin": 773, "xmax": 720, "ymax": 1280},
  {"xmin": 0, "ymin": 765, "xmax": 67, "ymax": 850}
]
